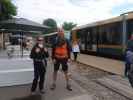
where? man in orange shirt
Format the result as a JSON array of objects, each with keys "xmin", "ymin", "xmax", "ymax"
[{"xmin": 51, "ymin": 28, "xmax": 72, "ymax": 91}]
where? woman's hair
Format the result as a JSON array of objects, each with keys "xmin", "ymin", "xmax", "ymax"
[{"xmin": 37, "ymin": 36, "xmax": 44, "ymax": 41}]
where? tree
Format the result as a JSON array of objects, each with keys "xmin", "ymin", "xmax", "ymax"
[
  {"xmin": 43, "ymin": 18, "xmax": 57, "ymax": 34},
  {"xmin": 0, "ymin": 0, "xmax": 17, "ymax": 21},
  {"xmin": 62, "ymin": 22, "xmax": 77, "ymax": 31}
]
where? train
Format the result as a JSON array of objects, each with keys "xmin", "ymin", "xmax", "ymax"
[{"xmin": 71, "ymin": 12, "xmax": 133, "ymax": 60}]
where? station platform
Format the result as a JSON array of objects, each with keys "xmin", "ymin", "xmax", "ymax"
[{"xmin": 76, "ymin": 54, "xmax": 125, "ymax": 76}]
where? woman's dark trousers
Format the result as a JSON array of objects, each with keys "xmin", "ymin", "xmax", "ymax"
[
  {"xmin": 125, "ymin": 62, "xmax": 131, "ymax": 77},
  {"xmin": 73, "ymin": 52, "xmax": 78, "ymax": 61},
  {"xmin": 31, "ymin": 61, "xmax": 46, "ymax": 92}
]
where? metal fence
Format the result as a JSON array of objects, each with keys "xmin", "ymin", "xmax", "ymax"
[{"xmin": 0, "ymin": 45, "xmax": 31, "ymax": 59}]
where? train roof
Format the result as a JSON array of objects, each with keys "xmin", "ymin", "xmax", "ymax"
[{"xmin": 72, "ymin": 12, "xmax": 133, "ymax": 31}]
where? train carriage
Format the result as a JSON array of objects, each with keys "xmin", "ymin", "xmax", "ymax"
[{"xmin": 71, "ymin": 12, "xmax": 133, "ymax": 60}]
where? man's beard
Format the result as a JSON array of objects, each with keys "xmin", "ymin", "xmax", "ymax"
[{"xmin": 57, "ymin": 37, "xmax": 65, "ymax": 47}]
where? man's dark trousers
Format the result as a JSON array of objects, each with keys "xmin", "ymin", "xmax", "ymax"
[{"xmin": 31, "ymin": 61, "xmax": 46, "ymax": 92}]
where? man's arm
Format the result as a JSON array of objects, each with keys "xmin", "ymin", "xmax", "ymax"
[
  {"xmin": 51, "ymin": 37, "xmax": 58, "ymax": 60},
  {"xmin": 44, "ymin": 48, "xmax": 49, "ymax": 58},
  {"xmin": 66, "ymin": 40, "xmax": 71, "ymax": 59}
]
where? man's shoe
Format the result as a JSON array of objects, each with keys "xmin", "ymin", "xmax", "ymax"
[
  {"xmin": 31, "ymin": 91, "xmax": 36, "ymax": 95},
  {"xmin": 39, "ymin": 89, "xmax": 45, "ymax": 94},
  {"xmin": 66, "ymin": 85, "xmax": 72, "ymax": 91},
  {"xmin": 50, "ymin": 84, "xmax": 56, "ymax": 90}
]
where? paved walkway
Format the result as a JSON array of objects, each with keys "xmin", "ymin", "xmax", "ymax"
[
  {"xmin": 0, "ymin": 58, "xmax": 91, "ymax": 100},
  {"xmin": 76, "ymin": 54, "xmax": 125, "ymax": 76}
]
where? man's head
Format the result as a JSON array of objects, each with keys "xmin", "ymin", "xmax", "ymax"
[
  {"xmin": 57, "ymin": 28, "xmax": 64, "ymax": 38},
  {"xmin": 56, "ymin": 28, "xmax": 66, "ymax": 46}
]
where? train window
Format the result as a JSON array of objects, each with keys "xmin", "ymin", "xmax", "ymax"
[
  {"xmin": 86, "ymin": 31, "xmax": 92, "ymax": 50},
  {"xmin": 127, "ymin": 19, "xmax": 133, "ymax": 40},
  {"xmin": 97, "ymin": 22, "xmax": 123, "ymax": 56},
  {"xmin": 98, "ymin": 22, "xmax": 122, "ymax": 45},
  {"xmin": 92, "ymin": 29, "xmax": 97, "ymax": 44}
]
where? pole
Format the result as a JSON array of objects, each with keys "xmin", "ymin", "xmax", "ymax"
[
  {"xmin": 2, "ymin": 32, "xmax": 4, "ymax": 50},
  {"xmin": 21, "ymin": 32, "xmax": 23, "ymax": 58},
  {"xmin": 20, "ymin": 32, "xmax": 23, "ymax": 58},
  {"xmin": 122, "ymin": 14, "xmax": 127, "ymax": 52},
  {"xmin": 1, "ymin": 32, "xmax": 3, "ymax": 49}
]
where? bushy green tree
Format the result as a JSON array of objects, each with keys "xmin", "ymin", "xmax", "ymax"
[
  {"xmin": 0, "ymin": 0, "xmax": 17, "ymax": 20},
  {"xmin": 62, "ymin": 22, "xmax": 77, "ymax": 31},
  {"xmin": 43, "ymin": 18, "xmax": 57, "ymax": 34}
]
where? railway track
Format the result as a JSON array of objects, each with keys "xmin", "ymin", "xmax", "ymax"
[
  {"xmin": 71, "ymin": 62, "xmax": 133, "ymax": 100},
  {"xmin": 94, "ymin": 80, "xmax": 132, "ymax": 100}
]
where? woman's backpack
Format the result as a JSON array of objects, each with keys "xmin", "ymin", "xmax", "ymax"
[
  {"xmin": 128, "ymin": 64, "xmax": 133, "ymax": 88},
  {"xmin": 126, "ymin": 50, "xmax": 133, "ymax": 87},
  {"xmin": 126, "ymin": 50, "xmax": 133, "ymax": 64}
]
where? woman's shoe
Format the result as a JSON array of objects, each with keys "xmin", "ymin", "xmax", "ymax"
[{"xmin": 50, "ymin": 84, "xmax": 56, "ymax": 90}]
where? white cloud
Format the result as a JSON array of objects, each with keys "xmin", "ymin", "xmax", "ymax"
[
  {"xmin": 127, "ymin": 0, "xmax": 133, "ymax": 3},
  {"xmin": 13, "ymin": 0, "xmax": 132, "ymax": 26}
]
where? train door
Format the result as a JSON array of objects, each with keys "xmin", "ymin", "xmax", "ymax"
[
  {"xmin": 86, "ymin": 31, "xmax": 92, "ymax": 50},
  {"xmin": 85, "ymin": 28, "xmax": 97, "ymax": 52},
  {"xmin": 80, "ymin": 30, "xmax": 86, "ymax": 51}
]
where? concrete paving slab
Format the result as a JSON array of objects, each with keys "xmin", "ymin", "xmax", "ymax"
[
  {"xmin": 0, "ymin": 58, "xmax": 33, "ymax": 87},
  {"xmin": 0, "ymin": 61, "xmax": 88, "ymax": 100},
  {"xmin": 62, "ymin": 94, "xmax": 91, "ymax": 100}
]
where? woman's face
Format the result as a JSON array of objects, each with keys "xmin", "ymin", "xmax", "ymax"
[
  {"xmin": 38, "ymin": 40, "xmax": 43, "ymax": 44},
  {"xmin": 37, "ymin": 37, "xmax": 44, "ymax": 44},
  {"xmin": 37, "ymin": 39, "xmax": 44, "ymax": 48}
]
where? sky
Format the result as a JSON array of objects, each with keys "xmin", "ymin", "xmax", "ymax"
[{"xmin": 12, "ymin": 0, "xmax": 133, "ymax": 26}]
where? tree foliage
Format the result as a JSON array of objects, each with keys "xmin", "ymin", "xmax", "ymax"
[
  {"xmin": 0, "ymin": 0, "xmax": 17, "ymax": 20},
  {"xmin": 62, "ymin": 22, "xmax": 77, "ymax": 31},
  {"xmin": 43, "ymin": 18, "xmax": 57, "ymax": 34}
]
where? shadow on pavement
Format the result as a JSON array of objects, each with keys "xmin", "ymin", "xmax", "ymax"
[{"xmin": 12, "ymin": 94, "xmax": 43, "ymax": 100}]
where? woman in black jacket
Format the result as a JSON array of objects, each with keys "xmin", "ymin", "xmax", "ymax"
[{"xmin": 30, "ymin": 37, "xmax": 49, "ymax": 94}]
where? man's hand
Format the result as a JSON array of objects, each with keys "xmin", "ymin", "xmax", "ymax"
[
  {"xmin": 35, "ymin": 48, "xmax": 40, "ymax": 53},
  {"xmin": 68, "ymin": 59, "xmax": 71, "ymax": 63}
]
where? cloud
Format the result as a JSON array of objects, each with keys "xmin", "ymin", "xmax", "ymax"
[{"xmin": 12, "ymin": 0, "xmax": 133, "ymax": 26}]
